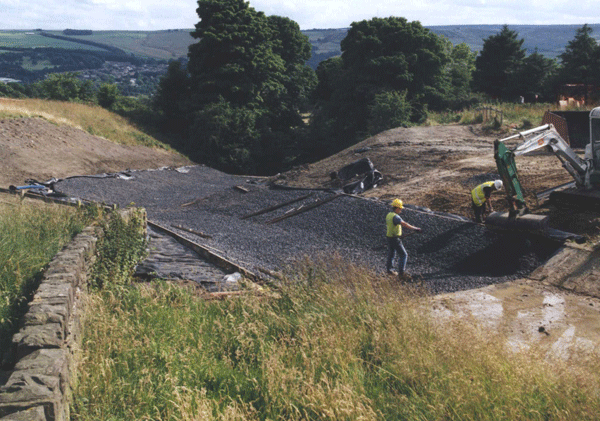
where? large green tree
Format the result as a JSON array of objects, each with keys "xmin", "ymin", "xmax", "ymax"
[
  {"xmin": 558, "ymin": 24, "xmax": 600, "ymax": 102},
  {"xmin": 473, "ymin": 25, "xmax": 526, "ymax": 101},
  {"xmin": 515, "ymin": 50, "xmax": 557, "ymax": 102},
  {"xmin": 153, "ymin": 60, "xmax": 191, "ymax": 134},
  {"xmin": 445, "ymin": 42, "xmax": 477, "ymax": 108},
  {"xmin": 165, "ymin": 0, "xmax": 315, "ymax": 174},
  {"xmin": 309, "ymin": 17, "xmax": 449, "ymax": 156}
]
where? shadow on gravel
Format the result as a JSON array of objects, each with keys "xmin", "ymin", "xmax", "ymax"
[
  {"xmin": 452, "ymin": 234, "xmax": 562, "ymax": 277},
  {"xmin": 416, "ymin": 224, "xmax": 472, "ymax": 255}
]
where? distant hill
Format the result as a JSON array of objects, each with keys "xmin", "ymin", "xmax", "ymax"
[
  {"xmin": 305, "ymin": 24, "xmax": 600, "ymax": 68},
  {"xmin": 0, "ymin": 24, "xmax": 598, "ymax": 77}
]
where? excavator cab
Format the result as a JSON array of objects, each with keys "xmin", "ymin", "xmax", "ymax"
[{"xmin": 585, "ymin": 107, "xmax": 600, "ymax": 185}]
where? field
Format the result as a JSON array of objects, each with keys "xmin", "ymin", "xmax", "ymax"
[
  {"xmin": 71, "ymin": 268, "xmax": 600, "ymax": 421},
  {"xmin": 0, "ymin": 30, "xmax": 193, "ymax": 60},
  {"xmin": 0, "ymin": 197, "xmax": 92, "ymax": 357},
  {"xmin": 47, "ymin": 30, "xmax": 195, "ymax": 59},
  {"xmin": 0, "ymin": 31, "xmax": 104, "ymax": 51}
]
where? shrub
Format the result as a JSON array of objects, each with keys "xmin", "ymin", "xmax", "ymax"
[{"xmin": 90, "ymin": 209, "xmax": 147, "ymax": 290}]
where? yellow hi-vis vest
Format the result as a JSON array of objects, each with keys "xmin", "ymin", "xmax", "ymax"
[
  {"xmin": 386, "ymin": 212, "xmax": 402, "ymax": 237},
  {"xmin": 471, "ymin": 181, "xmax": 495, "ymax": 207}
]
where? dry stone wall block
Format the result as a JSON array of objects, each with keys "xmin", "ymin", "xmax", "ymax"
[
  {"xmin": 24, "ymin": 303, "xmax": 71, "ymax": 337},
  {"xmin": 32, "ymin": 284, "xmax": 73, "ymax": 311},
  {"xmin": 0, "ymin": 405, "xmax": 46, "ymax": 420},
  {"xmin": 12, "ymin": 323, "xmax": 65, "ymax": 360},
  {"xmin": 13, "ymin": 350, "xmax": 70, "ymax": 394},
  {"xmin": 0, "ymin": 372, "xmax": 64, "ymax": 420}
]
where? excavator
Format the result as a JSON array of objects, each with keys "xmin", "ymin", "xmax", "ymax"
[{"xmin": 486, "ymin": 106, "xmax": 600, "ymax": 242}]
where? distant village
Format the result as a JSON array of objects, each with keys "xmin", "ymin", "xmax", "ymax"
[{"xmin": 77, "ymin": 61, "xmax": 170, "ymax": 91}]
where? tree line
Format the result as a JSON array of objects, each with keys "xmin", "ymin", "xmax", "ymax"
[
  {"xmin": 154, "ymin": 1, "xmax": 600, "ymax": 175},
  {"xmin": 2, "ymin": 0, "xmax": 600, "ymax": 176}
]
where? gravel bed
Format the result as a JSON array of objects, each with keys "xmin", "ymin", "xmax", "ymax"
[{"xmin": 55, "ymin": 166, "xmax": 561, "ymax": 294}]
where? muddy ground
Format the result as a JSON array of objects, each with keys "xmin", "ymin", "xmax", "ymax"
[{"xmin": 2, "ymin": 117, "xmax": 599, "ymax": 359}]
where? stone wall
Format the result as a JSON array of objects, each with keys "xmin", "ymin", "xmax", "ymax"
[{"xmin": 0, "ymin": 208, "xmax": 145, "ymax": 421}]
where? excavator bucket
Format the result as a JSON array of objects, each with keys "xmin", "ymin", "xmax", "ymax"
[
  {"xmin": 549, "ymin": 187, "xmax": 600, "ymax": 211},
  {"xmin": 485, "ymin": 211, "xmax": 585, "ymax": 243},
  {"xmin": 485, "ymin": 211, "xmax": 549, "ymax": 233}
]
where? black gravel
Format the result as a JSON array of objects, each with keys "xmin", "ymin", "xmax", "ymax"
[{"xmin": 55, "ymin": 165, "xmax": 561, "ymax": 294}]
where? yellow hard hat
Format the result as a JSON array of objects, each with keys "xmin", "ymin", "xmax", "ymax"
[{"xmin": 392, "ymin": 198, "xmax": 403, "ymax": 209}]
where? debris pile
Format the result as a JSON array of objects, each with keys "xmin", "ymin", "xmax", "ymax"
[{"xmin": 330, "ymin": 157, "xmax": 383, "ymax": 194}]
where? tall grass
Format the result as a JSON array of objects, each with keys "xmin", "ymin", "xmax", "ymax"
[
  {"xmin": 0, "ymin": 98, "xmax": 168, "ymax": 149},
  {"xmin": 72, "ymin": 259, "xmax": 600, "ymax": 420},
  {"xmin": 0, "ymin": 197, "xmax": 94, "ymax": 356}
]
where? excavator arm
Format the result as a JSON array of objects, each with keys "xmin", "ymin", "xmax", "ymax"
[
  {"xmin": 494, "ymin": 139, "xmax": 528, "ymax": 217},
  {"xmin": 488, "ymin": 124, "xmax": 587, "ymax": 242},
  {"xmin": 499, "ymin": 124, "xmax": 590, "ymax": 188}
]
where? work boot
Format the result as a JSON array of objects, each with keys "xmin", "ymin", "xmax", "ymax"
[
  {"xmin": 399, "ymin": 272, "xmax": 412, "ymax": 282},
  {"xmin": 387, "ymin": 270, "xmax": 399, "ymax": 276}
]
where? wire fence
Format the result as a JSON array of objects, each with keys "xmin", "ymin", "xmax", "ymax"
[{"xmin": 476, "ymin": 106, "xmax": 503, "ymax": 125}]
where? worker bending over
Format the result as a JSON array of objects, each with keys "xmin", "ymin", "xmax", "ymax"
[
  {"xmin": 386, "ymin": 199, "xmax": 421, "ymax": 279},
  {"xmin": 471, "ymin": 180, "xmax": 503, "ymax": 223}
]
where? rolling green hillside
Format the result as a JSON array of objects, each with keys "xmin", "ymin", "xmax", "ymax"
[
  {"xmin": 0, "ymin": 24, "xmax": 598, "ymax": 88},
  {"xmin": 0, "ymin": 30, "xmax": 106, "ymax": 51},
  {"xmin": 2, "ymin": 24, "xmax": 599, "ymax": 64},
  {"xmin": 305, "ymin": 24, "xmax": 600, "ymax": 66},
  {"xmin": 45, "ymin": 30, "xmax": 194, "ymax": 60}
]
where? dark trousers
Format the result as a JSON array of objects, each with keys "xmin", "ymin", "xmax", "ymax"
[
  {"xmin": 386, "ymin": 236, "xmax": 408, "ymax": 273},
  {"xmin": 472, "ymin": 202, "xmax": 485, "ymax": 223}
]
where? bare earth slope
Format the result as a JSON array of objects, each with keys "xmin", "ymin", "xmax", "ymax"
[
  {"xmin": 0, "ymin": 118, "xmax": 192, "ymax": 187},
  {"xmin": 281, "ymin": 124, "xmax": 574, "ymax": 219}
]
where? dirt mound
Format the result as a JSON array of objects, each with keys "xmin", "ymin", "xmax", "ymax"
[
  {"xmin": 0, "ymin": 117, "xmax": 192, "ymax": 187},
  {"xmin": 280, "ymin": 124, "xmax": 573, "ymax": 219}
]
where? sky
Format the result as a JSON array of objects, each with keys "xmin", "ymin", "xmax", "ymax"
[{"xmin": 0, "ymin": 0, "xmax": 597, "ymax": 31}]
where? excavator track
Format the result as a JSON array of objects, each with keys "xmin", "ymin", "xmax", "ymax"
[{"xmin": 549, "ymin": 187, "xmax": 600, "ymax": 211}]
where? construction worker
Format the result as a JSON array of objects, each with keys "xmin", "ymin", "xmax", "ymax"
[
  {"xmin": 471, "ymin": 180, "xmax": 503, "ymax": 223},
  {"xmin": 386, "ymin": 198, "xmax": 421, "ymax": 278}
]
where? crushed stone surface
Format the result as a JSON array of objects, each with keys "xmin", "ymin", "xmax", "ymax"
[{"xmin": 55, "ymin": 165, "xmax": 561, "ymax": 294}]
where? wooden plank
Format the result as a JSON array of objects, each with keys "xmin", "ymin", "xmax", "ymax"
[
  {"xmin": 241, "ymin": 193, "xmax": 313, "ymax": 219},
  {"xmin": 181, "ymin": 197, "xmax": 204, "ymax": 207},
  {"xmin": 234, "ymin": 185, "xmax": 250, "ymax": 193},
  {"xmin": 170, "ymin": 224, "xmax": 212, "ymax": 239},
  {"xmin": 266, "ymin": 193, "xmax": 343, "ymax": 224}
]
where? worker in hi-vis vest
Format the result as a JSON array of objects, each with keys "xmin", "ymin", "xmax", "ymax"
[
  {"xmin": 471, "ymin": 180, "xmax": 503, "ymax": 223},
  {"xmin": 386, "ymin": 198, "xmax": 421, "ymax": 279}
]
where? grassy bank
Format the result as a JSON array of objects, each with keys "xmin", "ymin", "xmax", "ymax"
[
  {"xmin": 0, "ymin": 98, "xmax": 168, "ymax": 149},
  {"xmin": 0, "ymin": 196, "xmax": 94, "ymax": 355},
  {"xmin": 427, "ymin": 102, "xmax": 590, "ymax": 132},
  {"xmin": 72, "ymin": 260, "xmax": 600, "ymax": 420}
]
